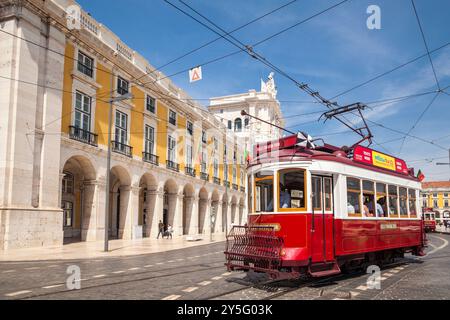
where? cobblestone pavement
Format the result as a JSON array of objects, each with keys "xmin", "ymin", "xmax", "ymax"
[{"xmin": 0, "ymin": 233, "xmax": 448, "ymax": 300}]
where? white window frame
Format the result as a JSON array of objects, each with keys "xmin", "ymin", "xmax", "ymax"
[
  {"xmin": 77, "ymin": 50, "xmax": 94, "ymax": 78},
  {"xmin": 168, "ymin": 109, "xmax": 177, "ymax": 126},
  {"xmin": 168, "ymin": 135, "xmax": 177, "ymax": 163},
  {"xmin": 144, "ymin": 125, "xmax": 155, "ymax": 155},
  {"xmin": 146, "ymin": 94, "xmax": 156, "ymax": 114},
  {"xmin": 74, "ymin": 91, "xmax": 92, "ymax": 132}
]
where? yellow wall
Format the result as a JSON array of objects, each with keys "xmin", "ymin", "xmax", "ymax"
[
  {"xmin": 95, "ymin": 62, "xmax": 113, "ymax": 146},
  {"xmin": 130, "ymin": 86, "xmax": 144, "ymax": 157},
  {"xmin": 62, "ymin": 42, "xmax": 243, "ymax": 191},
  {"xmin": 156, "ymin": 101, "xmax": 168, "ymax": 164}
]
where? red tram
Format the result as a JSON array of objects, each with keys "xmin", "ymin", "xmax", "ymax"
[
  {"xmin": 423, "ymin": 208, "xmax": 436, "ymax": 232},
  {"xmin": 225, "ymin": 134, "xmax": 426, "ymax": 279}
]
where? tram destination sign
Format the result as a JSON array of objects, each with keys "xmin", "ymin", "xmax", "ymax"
[{"xmin": 353, "ymin": 145, "xmax": 409, "ymax": 175}]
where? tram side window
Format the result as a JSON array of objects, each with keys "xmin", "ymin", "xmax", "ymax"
[
  {"xmin": 346, "ymin": 177, "xmax": 361, "ymax": 216},
  {"xmin": 248, "ymin": 175, "xmax": 253, "ymax": 213},
  {"xmin": 375, "ymin": 183, "xmax": 388, "ymax": 217},
  {"xmin": 399, "ymin": 187, "xmax": 408, "ymax": 217},
  {"xmin": 362, "ymin": 180, "xmax": 375, "ymax": 217},
  {"xmin": 388, "ymin": 185, "xmax": 399, "ymax": 217},
  {"xmin": 312, "ymin": 176, "xmax": 322, "ymax": 211},
  {"xmin": 255, "ymin": 172, "xmax": 274, "ymax": 213},
  {"xmin": 278, "ymin": 169, "xmax": 306, "ymax": 210},
  {"xmin": 324, "ymin": 177, "xmax": 332, "ymax": 211},
  {"xmin": 409, "ymin": 189, "xmax": 417, "ymax": 217}
]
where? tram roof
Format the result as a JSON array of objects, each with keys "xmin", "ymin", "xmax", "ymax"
[{"xmin": 250, "ymin": 134, "xmax": 419, "ymax": 181}]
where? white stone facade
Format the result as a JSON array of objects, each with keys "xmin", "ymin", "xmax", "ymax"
[
  {"xmin": 0, "ymin": 0, "xmax": 246, "ymax": 250},
  {"xmin": 209, "ymin": 73, "xmax": 285, "ymax": 157}
]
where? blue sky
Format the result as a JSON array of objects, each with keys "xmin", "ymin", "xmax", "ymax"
[{"xmin": 78, "ymin": 0, "xmax": 450, "ymax": 181}]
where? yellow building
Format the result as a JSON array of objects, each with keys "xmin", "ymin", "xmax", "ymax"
[
  {"xmin": 421, "ymin": 181, "xmax": 450, "ymax": 224},
  {"xmin": 0, "ymin": 0, "xmax": 246, "ymax": 249}
]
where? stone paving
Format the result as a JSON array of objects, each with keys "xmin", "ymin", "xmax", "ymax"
[{"xmin": 0, "ymin": 233, "xmax": 448, "ymax": 300}]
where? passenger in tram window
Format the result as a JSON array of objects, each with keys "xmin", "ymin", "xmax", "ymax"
[
  {"xmin": 347, "ymin": 192, "xmax": 360, "ymax": 214},
  {"xmin": 369, "ymin": 197, "xmax": 386, "ymax": 217},
  {"xmin": 363, "ymin": 198, "xmax": 372, "ymax": 217},
  {"xmin": 279, "ymin": 184, "xmax": 291, "ymax": 208}
]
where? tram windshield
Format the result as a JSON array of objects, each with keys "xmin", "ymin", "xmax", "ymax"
[
  {"xmin": 278, "ymin": 169, "xmax": 306, "ymax": 210},
  {"xmin": 255, "ymin": 171, "xmax": 274, "ymax": 213},
  {"xmin": 424, "ymin": 213, "xmax": 435, "ymax": 221}
]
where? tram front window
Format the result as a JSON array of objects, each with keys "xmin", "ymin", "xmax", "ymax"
[
  {"xmin": 255, "ymin": 172, "xmax": 274, "ymax": 213},
  {"xmin": 278, "ymin": 169, "xmax": 306, "ymax": 210}
]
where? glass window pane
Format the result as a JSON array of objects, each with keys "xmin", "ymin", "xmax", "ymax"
[
  {"xmin": 312, "ymin": 176, "xmax": 322, "ymax": 210},
  {"xmin": 347, "ymin": 177, "xmax": 361, "ymax": 215},
  {"xmin": 324, "ymin": 178, "xmax": 332, "ymax": 211},
  {"xmin": 376, "ymin": 183, "xmax": 388, "ymax": 217},
  {"xmin": 362, "ymin": 180, "xmax": 374, "ymax": 192},
  {"xmin": 279, "ymin": 169, "xmax": 305, "ymax": 210},
  {"xmin": 255, "ymin": 174, "xmax": 274, "ymax": 213},
  {"xmin": 347, "ymin": 177, "xmax": 360, "ymax": 191}
]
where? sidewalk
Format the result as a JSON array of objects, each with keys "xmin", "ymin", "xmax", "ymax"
[
  {"xmin": 0, "ymin": 233, "xmax": 226, "ymax": 262},
  {"xmin": 435, "ymin": 225, "xmax": 450, "ymax": 235}
]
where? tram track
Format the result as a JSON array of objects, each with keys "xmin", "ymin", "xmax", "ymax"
[
  {"xmin": 205, "ymin": 258, "xmax": 415, "ymax": 300},
  {"xmin": 9, "ymin": 262, "xmax": 226, "ymax": 300}
]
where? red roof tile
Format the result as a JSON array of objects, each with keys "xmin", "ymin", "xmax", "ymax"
[{"xmin": 422, "ymin": 181, "xmax": 450, "ymax": 189}]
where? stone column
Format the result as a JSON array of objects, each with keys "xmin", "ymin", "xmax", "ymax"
[
  {"xmin": 174, "ymin": 192, "xmax": 184, "ymax": 236},
  {"xmin": 118, "ymin": 186, "xmax": 132, "ymax": 239},
  {"xmin": 190, "ymin": 196, "xmax": 199, "ymax": 235},
  {"xmin": 215, "ymin": 200, "xmax": 223, "ymax": 233},
  {"xmin": 205, "ymin": 198, "xmax": 212, "ymax": 236},
  {"xmin": 130, "ymin": 186, "xmax": 141, "ymax": 239},
  {"xmin": 148, "ymin": 190, "xmax": 164, "ymax": 238},
  {"xmin": 81, "ymin": 180, "xmax": 98, "ymax": 241},
  {"xmin": 110, "ymin": 190, "xmax": 118, "ymax": 237}
]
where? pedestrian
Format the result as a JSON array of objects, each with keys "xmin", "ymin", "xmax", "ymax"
[
  {"xmin": 165, "ymin": 224, "xmax": 173, "ymax": 239},
  {"xmin": 157, "ymin": 220, "xmax": 164, "ymax": 239}
]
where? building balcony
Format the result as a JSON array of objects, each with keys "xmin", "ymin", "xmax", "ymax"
[
  {"xmin": 213, "ymin": 177, "xmax": 221, "ymax": 185},
  {"xmin": 240, "ymin": 186, "xmax": 245, "ymax": 193},
  {"xmin": 166, "ymin": 160, "xmax": 180, "ymax": 172},
  {"xmin": 69, "ymin": 126, "xmax": 98, "ymax": 147},
  {"xmin": 224, "ymin": 180, "xmax": 230, "ymax": 188},
  {"xmin": 112, "ymin": 141, "xmax": 132, "ymax": 157},
  {"xmin": 232, "ymin": 183, "xmax": 238, "ymax": 190},
  {"xmin": 185, "ymin": 166, "xmax": 196, "ymax": 177},
  {"xmin": 142, "ymin": 152, "xmax": 158, "ymax": 166},
  {"xmin": 200, "ymin": 172, "xmax": 209, "ymax": 182}
]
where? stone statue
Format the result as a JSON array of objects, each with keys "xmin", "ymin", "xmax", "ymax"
[{"xmin": 260, "ymin": 72, "xmax": 277, "ymax": 98}]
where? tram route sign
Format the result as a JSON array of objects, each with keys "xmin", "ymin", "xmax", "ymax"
[{"xmin": 353, "ymin": 146, "xmax": 408, "ymax": 175}]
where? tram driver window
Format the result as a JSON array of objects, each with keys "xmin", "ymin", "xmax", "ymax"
[
  {"xmin": 346, "ymin": 177, "xmax": 361, "ymax": 216},
  {"xmin": 255, "ymin": 171, "xmax": 274, "ymax": 213},
  {"xmin": 278, "ymin": 169, "xmax": 306, "ymax": 210},
  {"xmin": 388, "ymin": 185, "xmax": 399, "ymax": 217}
]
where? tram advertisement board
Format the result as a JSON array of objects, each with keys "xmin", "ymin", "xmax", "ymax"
[{"xmin": 353, "ymin": 146, "xmax": 408, "ymax": 175}]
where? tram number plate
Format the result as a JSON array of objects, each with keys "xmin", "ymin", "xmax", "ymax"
[{"xmin": 380, "ymin": 223, "xmax": 397, "ymax": 230}]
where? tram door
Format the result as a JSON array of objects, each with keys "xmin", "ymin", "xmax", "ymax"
[{"xmin": 311, "ymin": 176, "xmax": 334, "ymax": 263}]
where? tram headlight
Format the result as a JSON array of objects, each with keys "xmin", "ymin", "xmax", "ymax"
[{"xmin": 280, "ymin": 249, "xmax": 286, "ymax": 257}]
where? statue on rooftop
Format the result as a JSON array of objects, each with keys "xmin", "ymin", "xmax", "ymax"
[{"xmin": 260, "ymin": 72, "xmax": 277, "ymax": 98}]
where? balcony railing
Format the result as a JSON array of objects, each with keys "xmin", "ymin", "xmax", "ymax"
[
  {"xmin": 142, "ymin": 152, "xmax": 159, "ymax": 165},
  {"xmin": 69, "ymin": 126, "xmax": 98, "ymax": 146},
  {"xmin": 224, "ymin": 181, "xmax": 231, "ymax": 188},
  {"xmin": 232, "ymin": 184, "xmax": 239, "ymax": 190},
  {"xmin": 112, "ymin": 141, "xmax": 133, "ymax": 157},
  {"xmin": 185, "ymin": 166, "xmax": 196, "ymax": 177},
  {"xmin": 200, "ymin": 172, "xmax": 209, "ymax": 182},
  {"xmin": 240, "ymin": 186, "xmax": 245, "ymax": 193},
  {"xmin": 213, "ymin": 177, "xmax": 221, "ymax": 185},
  {"xmin": 166, "ymin": 160, "xmax": 180, "ymax": 172}
]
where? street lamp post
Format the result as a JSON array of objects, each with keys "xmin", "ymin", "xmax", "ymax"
[{"xmin": 104, "ymin": 92, "xmax": 133, "ymax": 252}]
